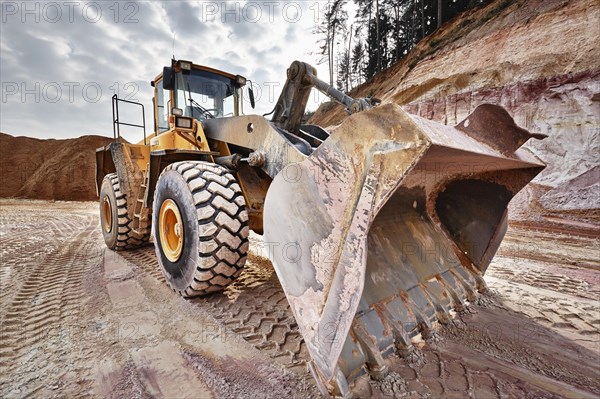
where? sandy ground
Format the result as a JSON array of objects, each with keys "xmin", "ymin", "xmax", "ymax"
[{"xmin": 0, "ymin": 200, "xmax": 598, "ymax": 398}]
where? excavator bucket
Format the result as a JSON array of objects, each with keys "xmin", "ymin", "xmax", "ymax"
[{"xmin": 263, "ymin": 103, "xmax": 545, "ymax": 396}]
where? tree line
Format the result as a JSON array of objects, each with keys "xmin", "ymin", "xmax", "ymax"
[{"xmin": 315, "ymin": 0, "xmax": 494, "ymax": 91}]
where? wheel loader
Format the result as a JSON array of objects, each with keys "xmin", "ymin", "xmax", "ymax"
[{"xmin": 95, "ymin": 59, "xmax": 545, "ymax": 397}]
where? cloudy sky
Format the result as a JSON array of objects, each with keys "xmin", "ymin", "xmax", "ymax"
[{"xmin": 0, "ymin": 1, "xmax": 338, "ymax": 140}]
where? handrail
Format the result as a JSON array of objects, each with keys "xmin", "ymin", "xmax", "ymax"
[{"xmin": 112, "ymin": 94, "xmax": 147, "ymax": 144}]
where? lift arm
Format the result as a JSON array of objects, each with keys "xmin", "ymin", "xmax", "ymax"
[{"xmin": 271, "ymin": 61, "xmax": 378, "ymax": 134}]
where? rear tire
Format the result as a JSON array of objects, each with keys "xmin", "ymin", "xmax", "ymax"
[
  {"xmin": 99, "ymin": 173, "xmax": 150, "ymax": 250},
  {"xmin": 152, "ymin": 161, "xmax": 249, "ymax": 297}
]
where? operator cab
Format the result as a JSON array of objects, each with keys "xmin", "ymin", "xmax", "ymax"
[{"xmin": 151, "ymin": 59, "xmax": 253, "ymax": 134}]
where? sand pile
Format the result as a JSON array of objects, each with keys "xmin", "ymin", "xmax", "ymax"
[
  {"xmin": 310, "ymin": 0, "xmax": 599, "ymax": 215},
  {"xmin": 0, "ymin": 133, "xmax": 113, "ymax": 201}
]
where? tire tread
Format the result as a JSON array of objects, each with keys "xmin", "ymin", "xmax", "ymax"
[
  {"xmin": 104, "ymin": 173, "xmax": 150, "ymax": 250},
  {"xmin": 156, "ymin": 162, "xmax": 249, "ymax": 297}
]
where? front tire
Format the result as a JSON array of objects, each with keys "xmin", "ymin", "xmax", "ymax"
[{"xmin": 153, "ymin": 161, "xmax": 249, "ymax": 297}]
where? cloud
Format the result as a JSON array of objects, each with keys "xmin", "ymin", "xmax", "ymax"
[
  {"xmin": 160, "ymin": 2, "xmax": 212, "ymax": 38},
  {"xmin": 0, "ymin": 1, "xmax": 330, "ymax": 139}
]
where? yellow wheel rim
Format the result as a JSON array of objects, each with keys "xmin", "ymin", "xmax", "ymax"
[
  {"xmin": 159, "ymin": 199, "xmax": 184, "ymax": 262},
  {"xmin": 102, "ymin": 196, "xmax": 112, "ymax": 233}
]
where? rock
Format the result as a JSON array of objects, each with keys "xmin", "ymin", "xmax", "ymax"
[{"xmin": 310, "ymin": 0, "xmax": 599, "ymax": 217}]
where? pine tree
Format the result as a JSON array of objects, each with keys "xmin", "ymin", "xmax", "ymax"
[
  {"xmin": 352, "ymin": 40, "xmax": 367, "ymax": 85},
  {"xmin": 336, "ymin": 49, "xmax": 351, "ymax": 91},
  {"xmin": 323, "ymin": 0, "xmax": 495, "ymax": 85},
  {"xmin": 314, "ymin": 0, "xmax": 349, "ymax": 86}
]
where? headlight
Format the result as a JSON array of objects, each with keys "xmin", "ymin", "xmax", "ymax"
[
  {"xmin": 175, "ymin": 116, "xmax": 193, "ymax": 129},
  {"xmin": 178, "ymin": 60, "xmax": 192, "ymax": 71}
]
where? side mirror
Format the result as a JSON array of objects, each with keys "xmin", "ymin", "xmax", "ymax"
[
  {"xmin": 163, "ymin": 66, "xmax": 175, "ymax": 91},
  {"xmin": 248, "ymin": 87, "xmax": 255, "ymax": 109}
]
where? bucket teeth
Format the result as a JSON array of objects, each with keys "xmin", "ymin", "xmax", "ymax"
[{"xmin": 438, "ymin": 271, "xmax": 468, "ymax": 312}]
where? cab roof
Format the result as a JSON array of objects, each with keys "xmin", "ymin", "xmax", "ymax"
[{"xmin": 153, "ymin": 60, "xmax": 242, "ymax": 85}]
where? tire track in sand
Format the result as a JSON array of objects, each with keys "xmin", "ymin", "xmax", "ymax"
[
  {"xmin": 120, "ymin": 237, "xmax": 311, "ymax": 377},
  {"xmin": 0, "ymin": 214, "xmax": 100, "ymax": 398}
]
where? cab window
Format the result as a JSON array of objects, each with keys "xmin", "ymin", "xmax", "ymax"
[
  {"xmin": 174, "ymin": 69, "xmax": 238, "ymax": 120},
  {"xmin": 155, "ymin": 79, "xmax": 170, "ymax": 132}
]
